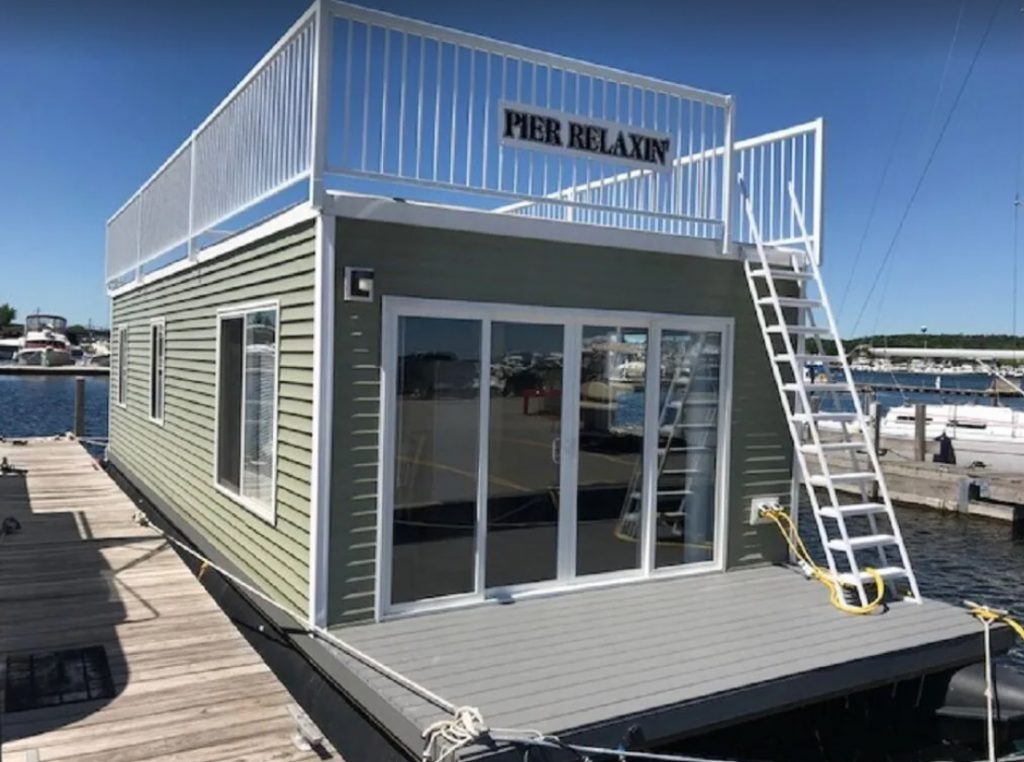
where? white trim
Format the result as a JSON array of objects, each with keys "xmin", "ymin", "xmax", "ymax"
[
  {"xmin": 109, "ymin": 204, "xmax": 318, "ymax": 298},
  {"xmin": 212, "ymin": 299, "xmax": 282, "ymax": 526},
  {"xmin": 376, "ymin": 296, "xmax": 735, "ymax": 621},
  {"xmin": 308, "ymin": 214, "xmax": 336, "ymax": 627},
  {"xmin": 147, "ymin": 318, "xmax": 166, "ymax": 426},
  {"xmin": 115, "ymin": 325, "xmax": 129, "ymax": 408}
]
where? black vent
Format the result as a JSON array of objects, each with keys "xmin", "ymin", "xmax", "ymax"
[{"xmin": 5, "ymin": 646, "xmax": 115, "ymax": 713}]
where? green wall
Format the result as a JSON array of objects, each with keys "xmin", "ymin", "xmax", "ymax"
[
  {"xmin": 109, "ymin": 222, "xmax": 316, "ymax": 615},
  {"xmin": 328, "ymin": 217, "xmax": 792, "ymax": 626}
]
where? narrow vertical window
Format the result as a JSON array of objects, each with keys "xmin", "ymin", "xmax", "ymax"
[
  {"xmin": 117, "ymin": 326, "xmax": 128, "ymax": 406},
  {"xmin": 215, "ymin": 304, "xmax": 278, "ymax": 520},
  {"xmin": 149, "ymin": 321, "xmax": 165, "ymax": 422}
]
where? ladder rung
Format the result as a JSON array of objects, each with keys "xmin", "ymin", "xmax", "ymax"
[
  {"xmin": 775, "ymin": 353, "xmax": 842, "ymax": 365},
  {"xmin": 783, "ymin": 382, "xmax": 849, "ymax": 393},
  {"xmin": 758, "ymin": 297, "xmax": 822, "ymax": 310},
  {"xmin": 633, "ymin": 490, "xmax": 693, "ymax": 499},
  {"xmin": 827, "ymin": 534, "xmax": 898, "ymax": 552},
  {"xmin": 819, "ymin": 503, "xmax": 888, "ymax": 519},
  {"xmin": 837, "ymin": 566, "xmax": 909, "ymax": 585},
  {"xmin": 750, "ymin": 267, "xmax": 814, "ymax": 282},
  {"xmin": 800, "ymin": 441, "xmax": 865, "ymax": 454},
  {"xmin": 662, "ymin": 468, "xmax": 700, "ymax": 475},
  {"xmin": 792, "ymin": 412, "xmax": 858, "ymax": 424},
  {"xmin": 809, "ymin": 472, "xmax": 878, "ymax": 486},
  {"xmin": 766, "ymin": 324, "xmax": 831, "ymax": 336}
]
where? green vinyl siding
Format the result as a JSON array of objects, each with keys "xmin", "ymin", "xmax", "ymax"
[
  {"xmin": 328, "ymin": 217, "xmax": 792, "ymax": 626},
  {"xmin": 109, "ymin": 222, "xmax": 316, "ymax": 615}
]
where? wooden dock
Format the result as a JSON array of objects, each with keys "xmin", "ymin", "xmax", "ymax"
[{"xmin": 0, "ymin": 438, "xmax": 336, "ymax": 761}]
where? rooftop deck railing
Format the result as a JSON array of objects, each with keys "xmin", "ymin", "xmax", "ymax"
[{"xmin": 105, "ymin": 0, "xmax": 823, "ymax": 290}]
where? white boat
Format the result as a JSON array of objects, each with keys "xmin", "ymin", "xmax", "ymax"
[
  {"xmin": 15, "ymin": 314, "xmax": 74, "ymax": 367},
  {"xmin": 878, "ymin": 404, "xmax": 1024, "ymax": 472}
]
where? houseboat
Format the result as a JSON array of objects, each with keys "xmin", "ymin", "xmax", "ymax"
[{"xmin": 103, "ymin": 3, "xmax": 1021, "ymax": 760}]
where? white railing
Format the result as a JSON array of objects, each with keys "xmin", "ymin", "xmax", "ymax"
[
  {"xmin": 105, "ymin": 0, "xmax": 825, "ymax": 288},
  {"xmin": 105, "ymin": 7, "xmax": 317, "ymax": 288},
  {"xmin": 734, "ymin": 119, "xmax": 823, "ymax": 254},
  {"xmin": 322, "ymin": 2, "xmax": 733, "ymax": 240}
]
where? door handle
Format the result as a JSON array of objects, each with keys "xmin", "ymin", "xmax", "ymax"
[{"xmin": 552, "ymin": 436, "xmax": 561, "ymax": 465}]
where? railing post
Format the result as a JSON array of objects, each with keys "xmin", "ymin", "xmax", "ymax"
[
  {"xmin": 308, "ymin": 0, "xmax": 334, "ymax": 209},
  {"xmin": 134, "ymin": 199, "xmax": 143, "ymax": 283},
  {"xmin": 721, "ymin": 96, "xmax": 736, "ymax": 255},
  {"xmin": 812, "ymin": 117, "xmax": 825, "ymax": 264},
  {"xmin": 186, "ymin": 131, "xmax": 198, "ymax": 262}
]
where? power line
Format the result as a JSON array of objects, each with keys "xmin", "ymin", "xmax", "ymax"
[
  {"xmin": 838, "ymin": 0, "xmax": 966, "ymax": 321},
  {"xmin": 849, "ymin": 0, "xmax": 1004, "ymax": 336}
]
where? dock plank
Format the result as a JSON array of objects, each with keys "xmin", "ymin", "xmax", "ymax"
[{"xmin": 0, "ymin": 439, "xmax": 337, "ymax": 760}]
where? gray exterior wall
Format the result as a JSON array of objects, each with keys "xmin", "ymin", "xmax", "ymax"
[
  {"xmin": 328, "ymin": 217, "xmax": 791, "ymax": 626},
  {"xmin": 109, "ymin": 221, "xmax": 316, "ymax": 615}
]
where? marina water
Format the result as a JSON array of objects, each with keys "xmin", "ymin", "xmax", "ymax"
[{"xmin": 0, "ymin": 371, "xmax": 1020, "ymax": 674}]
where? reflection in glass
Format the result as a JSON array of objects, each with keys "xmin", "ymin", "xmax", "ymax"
[
  {"xmin": 241, "ymin": 309, "xmax": 277, "ymax": 508},
  {"xmin": 486, "ymin": 322, "xmax": 563, "ymax": 589},
  {"xmin": 577, "ymin": 325, "xmax": 646, "ymax": 576},
  {"xmin": 654, "ymin": 330, "xmax": 720, "ymax": 568},
  {"xmin": 391, "ymin": 316, "xmax": 481, "ymax": 604}
]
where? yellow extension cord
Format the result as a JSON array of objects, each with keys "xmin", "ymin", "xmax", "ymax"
[{"xmin": 759, "ymin": 506, "xmax": 886, "ymax": 616}]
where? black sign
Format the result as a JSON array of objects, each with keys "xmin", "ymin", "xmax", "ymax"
[{"xmin": 500, "ymin": 103, "xmax": 672, "ymax": 171}]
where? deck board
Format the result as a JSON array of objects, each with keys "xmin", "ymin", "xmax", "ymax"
[
  {"xmin": 328, "ymin": 564, "xmax": 1005, "ymax": 758},
  {"xmin": 0, "ymin": 439, "xmax": 336, "ymax": 761}
]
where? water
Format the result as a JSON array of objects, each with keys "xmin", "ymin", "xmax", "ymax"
[
  {"xmin": 0, "ymin": 374, "xmax": 109, "ymax": 439},
  {"xmin": 844, "ymin": 370, "xmax": 1024, "ymax": 413}
]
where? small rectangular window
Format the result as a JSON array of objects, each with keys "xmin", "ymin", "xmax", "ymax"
[
  {"xmin": 215, "ymin": 304, "xmax": 278, "ymax": 520},
  {"xmin": 149, "ymin": 320, "xmax": 165, "ymax": 422},
  {"xmin": 116, "ymin": 326, "xmax": 128, "ymax": 407}
]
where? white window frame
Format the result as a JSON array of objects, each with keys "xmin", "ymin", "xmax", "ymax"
[
  {"xmin": 376, "ymin": 296, "xmax": 734, "ymax": 621},
  {"xmin": 212, "ymin": 300, "xmax": 281, "ymax": 524},
  {"xmin": 116, "ymin": 325, "xmax": 128, "ymax": 408},
  {"xmin": 148, "ymin": 318, "xmax": 166, "ymax": 425}
]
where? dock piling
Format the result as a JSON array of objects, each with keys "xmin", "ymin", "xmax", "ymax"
[
  {"xmin": 914, "ymin": 404, "xmax": 927, "ymax": 462},
  {"xmin": 73, "ymin": 376, "xmax": 85, "ymax": 438}
]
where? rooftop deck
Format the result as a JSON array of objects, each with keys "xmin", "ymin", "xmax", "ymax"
[
  {"xmin": 0, "ymin": 439, "xmax": 336, "ymax": 761},
  {"xmin": 323, "ymin": 565, "xmax": 1011, "ymax": 760},
  {"xmin": 105, "ymin": 0, "xmax": 823, "ymax": 292}
]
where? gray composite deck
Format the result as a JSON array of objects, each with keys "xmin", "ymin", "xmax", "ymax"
[{"xmin": 324, "ymin": 565, "xmax": 1010, "ymax": 760}]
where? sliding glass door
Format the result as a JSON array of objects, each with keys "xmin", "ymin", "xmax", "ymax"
[
  {"xmin": 485, "ymin": 321, "xmax": 564, "ymax": 591},
  {"xmin": 380, "ymin": 299, "xmax": 731, "ymax": 617}
]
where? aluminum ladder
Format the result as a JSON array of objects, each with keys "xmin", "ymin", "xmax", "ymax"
[
  {"xmin": 616, "ymin": 336, "xmax": 712, "ymax": 542},
  {"xmin": 740, "ymin": 179, "xmax": 921, "ymax": 606}
]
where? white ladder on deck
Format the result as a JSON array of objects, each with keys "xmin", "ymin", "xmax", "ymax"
[{"xmin": 740, "ymin": 180, "xmax": 921, "ymax": 606}]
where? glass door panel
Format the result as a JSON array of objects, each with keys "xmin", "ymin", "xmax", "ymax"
[
  {"xmin": 486, "ymin": 321, "xmax": 564, "ymax": 589},
  {"xmin": 391, "ymin": 316, "xmax": 481, "ymax": 604},
  {"xmin": 576, "ymin": 325, "xmax": 647, "ymax": 576},
  {"xmin": 654, "ymin": 329, "xmax": 721, "ymax": 568}
]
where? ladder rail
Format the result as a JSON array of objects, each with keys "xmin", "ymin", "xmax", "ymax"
[
  {"xmin": 738, "ymin": 181, "xmax": 846, "ymax": 594},
  {"xmin": 786, "ymin": 181, "xmax": 922, "ymax": 602},
  {"xmin": 796, "ymin": 242, "xmax": 894, "ymax": 578}
]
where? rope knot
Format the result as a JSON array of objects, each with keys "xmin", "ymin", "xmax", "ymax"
[{"xmin": 422, "ymin": 706, "xmax": 488, "ymax": 762}]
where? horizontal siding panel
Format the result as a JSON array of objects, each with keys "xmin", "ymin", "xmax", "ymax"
[{"xmin": 110, "ymin": 221, "xmax": 315, "ymax": 615}]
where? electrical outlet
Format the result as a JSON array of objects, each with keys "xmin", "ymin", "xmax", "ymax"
[{"xmin": 749, "ymin": 497, "xmax": 779, "ymax": 525}]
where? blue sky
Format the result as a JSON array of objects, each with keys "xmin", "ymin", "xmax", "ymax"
[{"xmin": 0, "ymin": 0, "xmax": 1019, "ymax": 336}]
